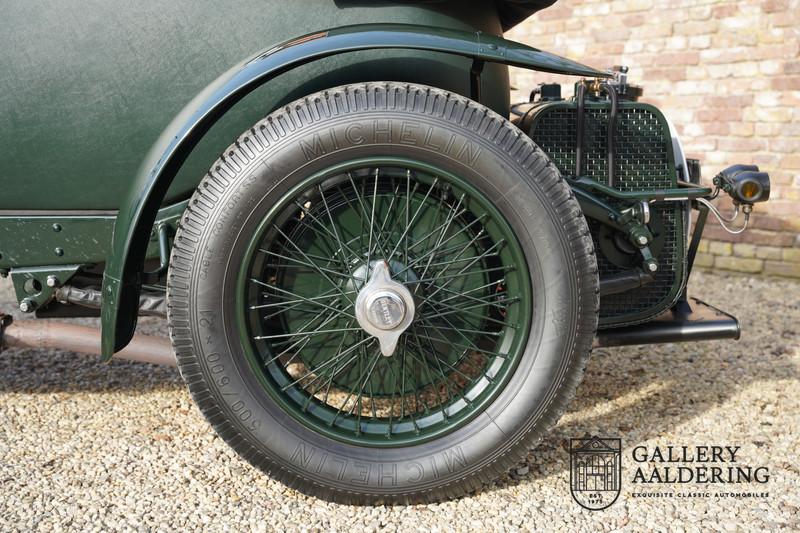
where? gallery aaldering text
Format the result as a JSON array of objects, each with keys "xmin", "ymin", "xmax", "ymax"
[{"xmin": 631, "ymin": 446, "xmax": 770, "ymax": 484}]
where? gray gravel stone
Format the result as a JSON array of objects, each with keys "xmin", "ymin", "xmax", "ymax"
[{"xmin": 0, "ymin": 271, "xmax": 798, "ymax": 531}]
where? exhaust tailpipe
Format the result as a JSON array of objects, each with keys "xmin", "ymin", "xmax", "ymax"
[{"xmin": 1, "ymin": 315, "xmax": 175, "ymax": 366}]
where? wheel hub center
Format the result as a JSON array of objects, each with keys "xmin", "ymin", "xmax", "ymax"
[
  {"xmin": 365, "ymin": 290, "xmax": 406, "ymax": 330},
  {"xmin": 354, "ymin": 261, "xmax": 415, "ymax": 356}
]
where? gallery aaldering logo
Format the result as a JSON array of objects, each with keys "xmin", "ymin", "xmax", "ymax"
[
  {"xmin": 569, "ymin": 436, "xmax": 771, "ymax": 509},
  {"xmin": 569, "ymin": 436, "xmax": 622, "ymax": 511}
]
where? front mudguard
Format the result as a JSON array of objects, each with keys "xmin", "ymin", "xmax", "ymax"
[{"xmin": 100, "ymin": 23, "xmax": 609, "ymax": 357}]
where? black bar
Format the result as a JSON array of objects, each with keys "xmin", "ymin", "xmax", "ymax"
[
  {"xmin": 470, "ymin": 59, "xmax": 484, "ymax": 103},
  {"xmin": 594, "ymin": 297, "xmax": 740, "ymax": 347},
  {"xmin": 599, "ymin": 269, "xmax": 653, "ymax": 297},
  {"xmin": 686, "ymin": 201, "xmax": 709, "ymax": 278}
]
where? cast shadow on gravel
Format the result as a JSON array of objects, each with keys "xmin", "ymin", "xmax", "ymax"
[
  {"xmin": 0, "ymin": 343, "xmax": 183, "ymax": 394},
  {"xmin": 489, "ymin": 299, "xmax": 799, "ymax": 493}
]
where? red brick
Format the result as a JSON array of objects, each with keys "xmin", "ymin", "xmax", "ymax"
[
  {"xmin": 767, "ymin": 170, "xmax": 796, "ymax": 186},
  {"xmin": 592, "ymin": 28, "xmax": 632, "ymax": 43},
  {"xmin": 754, "ymin": 43, "xmax": 800, "ymax": 61},
  {"xmin": 537, "ymin": 6, "xmax": 573, "ymax": 21},
  {"xmin": 763, "ymin": 0, "xmax": 789, "ymax": 13},
  {"xmin": 696, "ymin": 108, "xmax": 744, "ymax": 123},
  {"xmin": 780, "ymin": 154, "xmax": 800, "ymax": 170},
  {"xmin": 772, "ymin": 77, "xmax": 800, "ymax": 91},
  {"xmin": 658, "ymin": 51, "xmax": 700, "ymax": 66},
  {"xmin": 785, "ymin": 61, "xmax": 800, "ymax": 74},
  {"xmin": 712, "ymin": 5, "xmax": 738, "ymax": 18},
  {"xmin": 770, "ymin": 139, "xmax": 800, "ymax": 153},
  {"xmin": 702, "ymin": 225, "xmax": 796, "ymax": 247},
  {"xmin": 760, "ymin": 200, "xmax": 800, "ymax": 217},
  {"xmin": 674, "ymin": 20, "xmax": 719, "ymax": 36},
  {"xmin": 643, "ymin": 67, "xmax": 687, "ymax": 81},
  {"xmin": 764, "ymin": 261, "xmax": 800, "ymax": 278},
  {"xmin": 768, "ymin": 9, "xmax": 800, "ymax": 27},
  {"xmin": 708, "ymin": 123, "xmax": 732, "ymax": 136},
  {"xmin": 623, "ymin": 14, "xmax": 646, "ymax": 27},
  {"xmin": 752, "ymin": 153, "xmax": 782, "ymax": 169},
  {"xmin": 748, "ymin": 214, "xmax": 796, "ymax": 232},
  {"xmin": 705, "ymin": 95, "xmax": 754, "ymax": 108},
  {"xmin": 717, "ymin": 138, "xmax": 766, "ymax": 152}
]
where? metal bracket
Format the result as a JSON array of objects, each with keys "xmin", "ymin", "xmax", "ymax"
[
  {"xmin": 569, "ymin": 176, "xmax": 713, "ymax": 202},
  {"xmin": 10, "ymin": 264, "xmax": 83, "ymax": 314},
  {"xmin": 572, "ymin": 186, "xmax": 658, "ymax": 273},
  {"xmin": 141, "ymin": 223, "xmax": 172, "ymax": 284}
]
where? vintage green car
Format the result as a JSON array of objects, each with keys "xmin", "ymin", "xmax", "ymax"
[{"xmin": 0, "ymin": 0, "xmax": 770, "ymax": 503}]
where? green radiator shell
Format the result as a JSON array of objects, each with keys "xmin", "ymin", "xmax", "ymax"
[{"xmin": 527, "ymin": 100, "xmax": 686, "ymax": 327}]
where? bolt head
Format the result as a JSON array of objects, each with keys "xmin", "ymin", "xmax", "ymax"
[
  {"xmin": 46, "ymin": 275, "xmax": 59, "ymax": 288},
  {"xmin": 19, "ymin": 299, "xmax": 35, "ymax": 313},
  {"xmin": 647, "ymin": 262, "xmax": 658, "ymax": 272},
  {"xmin": 637, "ymin": 235, "xmax": 648, "ymax": 245}
]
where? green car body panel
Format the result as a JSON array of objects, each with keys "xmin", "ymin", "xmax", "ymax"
[
  {"xmin": 0, "ymin": 1, "xmax": 608, "ymax": 355},
  {"xmin": 1, "ymin": 0, "xmax": 515, "ymax": 212}
]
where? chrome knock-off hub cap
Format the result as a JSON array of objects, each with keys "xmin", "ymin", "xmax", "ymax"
[
  {"xmin": 355, "ymin": 261, "xmax": 415, "ymax": 356},
  {"xmin": 365, "ymin": 290, "xmax": 406, "ymax": 330}
]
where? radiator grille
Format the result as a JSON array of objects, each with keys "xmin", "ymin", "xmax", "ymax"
[{"xmin": 529, "ymin": 102, "xmax": 684, "ymax": 326}]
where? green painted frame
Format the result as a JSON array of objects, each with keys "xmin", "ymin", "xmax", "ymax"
[{"xmin": 0, "ymin": 201, "xmax": 187, "ymax": 310}]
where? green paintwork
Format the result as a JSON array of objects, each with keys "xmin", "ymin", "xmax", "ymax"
[
  {"xmin": 99, "ymin": 23, "xmax": 606, "ymax": 356},
  {"xmin": 0, "ymin": 216, "xmax": 115, "ymax": 269},
  {"xmin": 235, "ymin": 157, "xmax": 532, "ymax": 446},
  {"xmin": 0, "ymin": 201, "xmax": 187, "ymax": 271},
  {"xmin": 1, "ymin": 1, "xmax": 513, "ymax": 211}
]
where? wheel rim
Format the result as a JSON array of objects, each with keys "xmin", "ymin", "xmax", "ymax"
[{"xmin": 236, "ymin": 157, "xmax": 533, "ymax": 447}]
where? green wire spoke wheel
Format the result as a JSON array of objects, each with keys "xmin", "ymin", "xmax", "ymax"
[
  {"xmin": 168, "ymin": 83, "xmax": 598, "ymax": 504},
  {"xmin": 238, "ymin": 158, "xmax": 532, "ymax": 446}
]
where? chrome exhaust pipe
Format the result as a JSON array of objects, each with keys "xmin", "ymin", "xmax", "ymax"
[{"xmin": 0, "ymin": 315, "xmax": 175, "ymax": 366}]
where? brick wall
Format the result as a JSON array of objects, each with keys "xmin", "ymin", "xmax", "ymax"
[{"xmin": 506, "ymin": 0, "xmax": 800, "ymax": 278}]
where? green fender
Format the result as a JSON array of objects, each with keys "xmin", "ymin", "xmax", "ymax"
[{"xmin": 100, "ymin": 22, "xmax": 608, "ymax": 357}]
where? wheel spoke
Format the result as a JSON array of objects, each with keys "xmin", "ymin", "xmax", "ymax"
[
  {"xmin": 273, "ymin": 226, "xmax": 356, "ymax": 304},
  {"xmin": 259, "ymin": 249, "xmax": 352, "ymax": 282},
  {"xmin": 415, "ymin": 192, "xmax": 466, "ymax": 288},
  {"xmin": 420, "ymin": 296, "xmax": 520, "ymax": 327},
  {"xmin": 250, "ymin": 278, "xmax": 355, "ymax": 320},
  {"xmin": 387, "ymin": 177, "xmax": 439, "ymax": 259},
  {"xmin": 318, "ymin": 185, "xmax": 359, "ymax": 279},
  {"xmin": 280, "ymin": 336, "xmax": 373, "ymax": 391},
  {"xmin": 256, "ymin": 327, "xmax": 363, "ymax": 341}
]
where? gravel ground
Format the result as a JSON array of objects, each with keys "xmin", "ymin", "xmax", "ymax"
[{"xmin": 0, "ymin": 270, "xmax": 798, "ymax": 531}]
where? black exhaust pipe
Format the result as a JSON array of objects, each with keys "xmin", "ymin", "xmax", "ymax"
[{"xmin": 595, "ymin": 298, "xmax": 740, "ymax": 347}]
